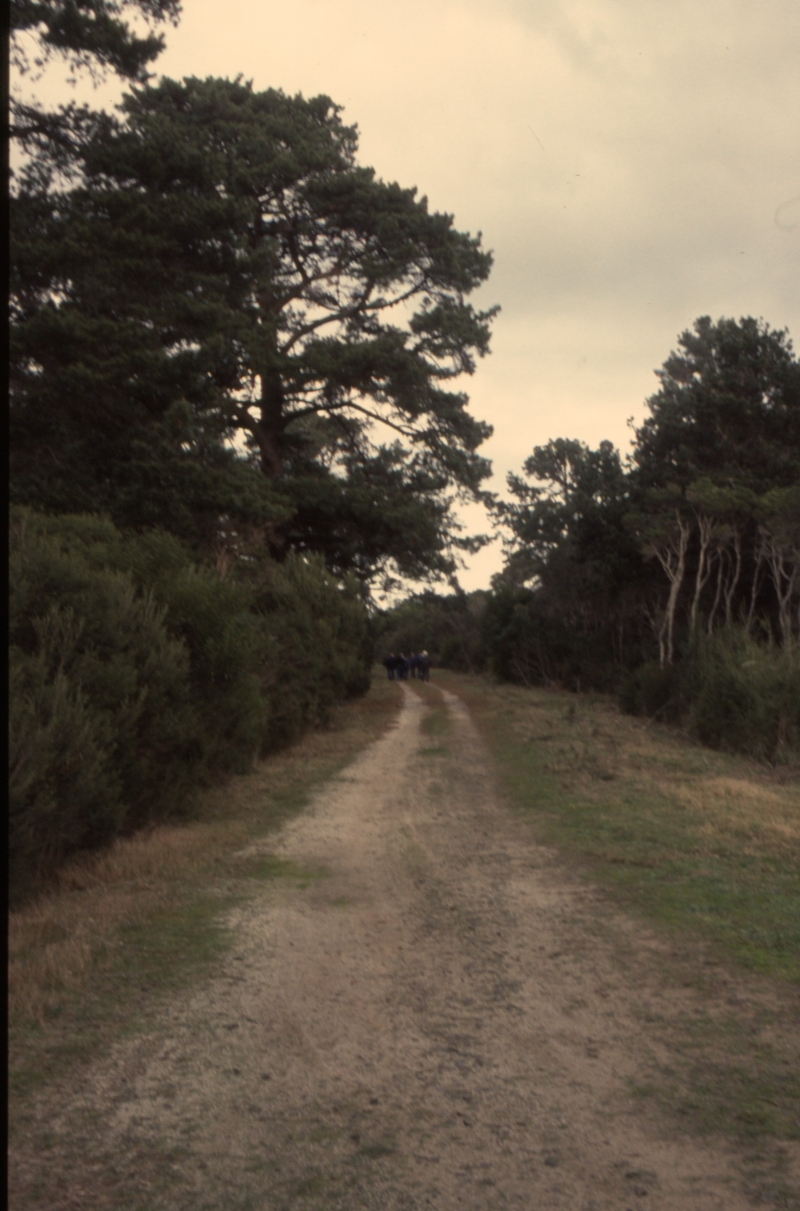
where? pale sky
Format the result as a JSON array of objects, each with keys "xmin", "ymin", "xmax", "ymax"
[{"xmin": 19, "ymin": 0, "xmax": 800, "ymax": 591}]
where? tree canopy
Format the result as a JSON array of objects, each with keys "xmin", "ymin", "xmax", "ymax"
[
  {"xmin": 633, "ymin": 315, "xmax": 800, "ymax": 494},
  {"xmin": 10, "ymin": 0, "xmax": 181, "ymax": 189},
  {"xmin": 500, "ymin": 437, "xmax": 635, "ymax": 583},
  {"xmin": 10, "ymin": 76, "xmax": 498, "ymax": 585},
  {"xmin": 11, "ymin": 0, "xmax": 179, "ymax": 83}
]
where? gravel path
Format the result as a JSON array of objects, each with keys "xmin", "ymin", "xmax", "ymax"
[{"xmin": 33, "ymin": 684, "xmax": 758, "ymax": 1209}]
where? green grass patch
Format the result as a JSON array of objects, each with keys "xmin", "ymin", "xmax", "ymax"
[
  {"xmin": 421, "ymin": 706, "xmax": 450, "ymax": 738},
  {"xmin": 292, "ymin": 1172, "xmax": 331, "ymax": 1196},
  {"xmin": 115, "ymin": 893, "xmax": 234, "ymax": 994},
  {"xmin": 354, "ymin": 1140, "xmax": 396, "ymax": 1161},
  {"xmin": 441, "ymin": 674, "xmax": 800, "ymax": 983},
  {"xmin": 630, "ymin": 1008, "xmax": 800, "ymax": 1145},
  {"xmin": 9, "ymin": 886, "xmax": 239, "ymax": 1105},
  {"xmin": 239, "ymin": 853, "xmax": 331, "ymax": 885},
  {"xmin": 244, "ymin": 853, "xmax": 304, "ymax": 879}
]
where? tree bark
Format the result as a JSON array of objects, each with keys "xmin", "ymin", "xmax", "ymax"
[
  {"xmin": 690, "ymin": 514, "xmax": 714, "ymax": 634},
  {"xmin": 723, "ymin": 527, "xmax": 742, "ymax": 627},
  {"xmin": 255, "ymin": 368, "xmax": 286, "ymax": 480},
  {"xmin": 746, "ymin": 532, "xmax": 768, "ymax": 634},
  {"xmin": 763, "ymin": 530, "xmax": 799, "ymax": 649},
  {"xmin": 707, "ymin": 545, "xmax": 724, "ymax": 636},
  {"xmin": 650, "ymin": 514, "xmax": 690, "ymax": 666}
]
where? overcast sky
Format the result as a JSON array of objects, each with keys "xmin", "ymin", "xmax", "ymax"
[{"xmin": 21, "ymin": 0, "xmax": 800, "ymax": 590}]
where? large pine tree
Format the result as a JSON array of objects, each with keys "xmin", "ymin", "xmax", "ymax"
[{"xmin": 11, "ymin": 76, "xmax": 498, "ymax": 583}]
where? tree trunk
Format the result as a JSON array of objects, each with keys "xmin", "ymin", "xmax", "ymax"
[
  {"xmin": 707, "ymin": 544, "xmax": 724, "ymax": 635},
  {"xmin": 763, "ymin": 530, "xmax": 799, "ymax": 649},
  {"xmin": 690, "ymin": 513, "xmax": 714, "ymax": 634},
  {"xmin": 746, "ymin": 532, "xmax": 767, "ymax": 634},
  {"xmin": 723, "ymin": 527, "xmax": 742, "ymax": 626},
  {"xmin": 254, "ymin": 368, "xmax": 286, "ymax": 479},
  {"xmin": 650, "ymin": 514, "xmax": 690, "ymax": 666}
]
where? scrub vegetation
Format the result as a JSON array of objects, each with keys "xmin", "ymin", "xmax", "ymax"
[
  {"xmin": 9, "ymin": 6, "xmax": 799, "ymax": 1204},
  {"xmin": 9, "ymin": 507, "xmax": 373, "ymax": 903}
]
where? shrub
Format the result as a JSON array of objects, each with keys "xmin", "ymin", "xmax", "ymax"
[
  {"xmin": 154, "ymin": 564, "xmax": 266, "ymax": 774},
  {"xmin": 619, "ymin": 660, "xmax": 685, "ymax": 722},
  {"xmin": 9, "ymin": 651, "xmax": 122, "ymax": 896},
  {"xmin": 251, "ymin": 554, "xmax": 372, "ymax": 749},
  {"xmin": 620, "ymin": 627, "xmax": 800, "ymax": 764},
  {"xmin": 9, "ymin": 512, "xmax": 204, "ymax": 896},
  {"xmin": 687, "ymin": 629, "xmax": 800, "ymax": 763},
  {"xmin": 8, "ymin": 508, "xmax": 373, "ymax": 896}
]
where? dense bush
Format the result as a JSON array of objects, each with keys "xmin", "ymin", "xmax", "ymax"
[
  {"xmin": 621, "ymin": 627, "xmax": 800, "ymax": 763},
  {"xmin": 687, "ymin": 629, "xmax": 800, "ymax": 763},
  {"xmin": 481, "ymin": 587, "xmax": 622, "ymax": 691},
  {"xmin": 8, "ymin": 508, "xmax": 371, "ymax": 899},
  {"xmin": 619, "ymin": 660, "xmax": 684, "ymax": 722},
  {"xmin": 10, "ymin": 656, "xmax": 123, "ymax": 891},
  {"xmin": 252, "ymin": 553, "xmax": 373, "ymax": 749},
  {"xmin": 9, "ymin": 516, "xmax": 199, "ymax": 893}
]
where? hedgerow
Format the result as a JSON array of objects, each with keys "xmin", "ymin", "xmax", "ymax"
[{"xmin": 9, "ymin": 508, "xmax": 371, "ymax": 900}]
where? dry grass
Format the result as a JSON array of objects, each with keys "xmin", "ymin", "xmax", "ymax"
[
  {"xmin": 9, "ymin": 848, "xmax": 217, "ymax": 1023},
  {"xmin": 672, "ymin": 777, "xmax": 800, "ymax": 850},
  {"xmin": 437, "ymin": 673, "xmax": 800, "ymax": 980},
  {"xmin": 468, "ymin": 679, "xmax": 800, "ymax": 843},
  {"xmin": 435, "ymin": 672, "xmax": 800, "ymax": 1174},
  {"xmin": 9, "ymin": 675, "xmax": 402, "ymax": 1026}
]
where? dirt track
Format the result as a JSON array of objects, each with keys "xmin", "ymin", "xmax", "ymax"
[{"xmin": 24, "ymin": 684, "xmax": 769, "ymax": 1208}]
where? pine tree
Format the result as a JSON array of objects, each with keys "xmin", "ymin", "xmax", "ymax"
[{"xmin": 11, "ymin": 77, "xmax": 498, "ymax": 583}]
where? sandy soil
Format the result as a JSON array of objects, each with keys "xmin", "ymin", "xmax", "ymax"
[{"xmin": 16, "ymin": 684, "xmax": 788, "ymax": 1209}]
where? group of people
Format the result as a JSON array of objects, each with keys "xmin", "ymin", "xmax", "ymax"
[{"xmin": 383, "ymin": 651, "xmax": 431, "ymax": 681}]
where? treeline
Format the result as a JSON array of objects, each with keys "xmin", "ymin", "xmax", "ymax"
[
  {"xmin": 379, "ymin": 316, "xmax": 800, "ymax": 764},
  {"xmin": 9, "ymin": 508, "xmax": 371, "ymax": 899}
]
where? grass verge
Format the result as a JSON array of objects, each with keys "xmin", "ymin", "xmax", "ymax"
[
  {"xmin": 437, "ymin": 672, "xmax": 800, "ymax": 983},
  {"xmin": 437, "ymin": 671, "xmax": 800, "ymax": 1186},
  {"xmin": 9, "ymin": 674, "xmax": 402, "ymax": 1102},
  {"xmin": 409, "ymin": 679, "xmax": 450, "ymax": 752}
]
